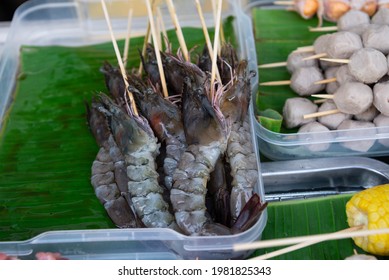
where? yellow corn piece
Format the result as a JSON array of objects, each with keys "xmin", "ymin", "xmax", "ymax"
[{"xmin": 346, "ymin": 184, "xmax": 389, "ymax": 256}]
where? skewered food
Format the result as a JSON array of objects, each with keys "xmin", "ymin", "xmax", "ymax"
[
  {"xmin": 362, "ymin": 24, "xmax": 389, "ymax": 54},
  {"xmin": 346, "ymin": 184, "xmax": 389, "ymax": 256},
  {"xmin": 283, "ymin": 97, "xmax": 318, "ymax": 128},
  {"xmin": 326, "ymin": 31, "xmax": 363, "ymax": 59},
  {"xmin": 337, "ymin": 119, "xmax": 376, "ymax": 151},
  {"xmin": 373, "ymin": 113, "xmax": 389, "ymax": 146},
  {"xmin": 318, "ymin": 100, "xmax": 351, "ymax": 129},
  {"xmin": 297, "ymin": 121, "xmax": 332, "ymax": 151},
  {"xmin": 335, "ymin": 64, "xmax": 357, "ymax": 83},
  {"xmin": 290, "ymin": 66, "xmax": 326, "ymax": 95},
  {"xmin": 286, "ymin": 50, "xmax": 319, "ymax": 73},
  {"xmin": 337, "ymin": 9, "xmax": 371, "ymax": 31},
  {"xmin": 324, "ymin": 66, "xmax": 340, "ymax": 93},
  {"xmin": 354, "ymin": 105, "xmax": 379, "ymax": 121},
  {"xmin": 333, "ymin": 82, "xmax": 373, "ymax": 114},
  {"xmin": 371, "ymin": 6, "xmax": 389, "ymax": 24},
  {"xmin": 348, "ymin": 48, "xmax": 388, "ymax": 83},
  {"xmin": 373, "ymin": 81, "xmax": 389, "ymax": 116}
]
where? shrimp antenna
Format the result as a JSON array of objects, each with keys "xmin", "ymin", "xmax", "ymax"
[
  {"xmin": 165, "ymin": 0, "xmax": 189, "ymax": 61},
  {"xmin": 145, "ymin": 0, "xmax": 169, "ymax": 98},
  {"xmin": 100, "ymin": 0, "xmax": 139, "ymax": 117}
]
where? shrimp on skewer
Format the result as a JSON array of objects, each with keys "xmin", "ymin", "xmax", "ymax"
[
  {"xmin": 97, "ymin": 93, "xmax": 181, "ymax": 231},
  {"xmin": 87, "ymin": 98, "xmax": 142, "ymax": 228},
  {"xmin": 127, "ymin": 74, "xmax": 187, "ymax": 190},
  {"xmin": 170, "ymin": 68, "xmax": 231, "ymax": 235},
  {"xmin": 220, "ymin": 60, "xmax": 259, "ymax": 223}
]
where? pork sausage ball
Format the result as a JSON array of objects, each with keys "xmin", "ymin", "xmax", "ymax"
[
  {"xmin": 337, "ymin": 9, "xmax": 370, "ymax": 33},
  {"xmin": 371, "ymin": 7, "xmax": 389, "ymax": 25},
  {"xmin": 336, "ymin": 64, "xmax": 357, "ymax": 84},
  {"xmin": 324, "ymin": 67, "xmax": 340, "ymax": 94},
  {"xmin": 286, "ymin": 51, "xmax": 319, "ymax": 73},
  {"xmin": 337, "ymin": 119, "xmax": 376, "ymax": 152},
  {"xmin": 348, "ymin": 48, "xmax": 388, "ymax": 84},
  {"xmin": 327, "ymin": 31, "xmax": 363, "ymax": 59},
  {"xmin": 290, "ymin": 66, "xmax": 325, "ymax": 96},
  {"xmin": 354, "ymin": 105, "xmax": 379, "ymax": 122},
  {"xmin": 298, "ymin": 122, "xmax": 332, "ymax": 152},
  {"xmin": 333, "ymin": 82, "xmax": 373, "ymax": 115},
  {"xmin": 373, "ymin": 113, "xmax": 389, "ymax": 147},
  {"xmin": 373, "ymin": 81, "xmax": 389, "ymax": 116},
  {"xmin": 283, "ymin": 97, "xmax": 318, "ymax": 129},
  {"xmin": 362, "ymin": 24, "xmax": 389, "ymax": 54},
  {"xmin": 318, "ymin": 100, "xmax": 351, "ymax": 129}
]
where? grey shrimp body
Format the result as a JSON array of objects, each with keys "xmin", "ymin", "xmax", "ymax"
[
  {"xmin": 98, "ymin": 94, "xmax": 180, "ymax": 231},
  {"xmin": 170, "ymin": 74, "xmax": 230, "ymax": 236},
  {"xmin": 220, "ymin": 60, "xmax": 258, "ymax": 222},
  {"xmin": 87, "ymin": 100, "xmax": 140, "ymax": 228}
]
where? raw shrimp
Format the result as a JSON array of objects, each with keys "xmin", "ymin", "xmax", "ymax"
[
  {"xmin": 87, "ymin": 98, "xmax": 141, "ymax": 228},
  {"xmin": 170, "ymin": 70, "xmax": 231, "ymax": 236},
  {"xmin": 97, "ymin": 94, "xmax": 181, "ymax": 231},
  {"xmin": 127, "ymin": 74, "xmax": 187, "ymax": 190},
  {"xmin": 220, "ymin": 60, "xmax": 259, "ymax": 223}
]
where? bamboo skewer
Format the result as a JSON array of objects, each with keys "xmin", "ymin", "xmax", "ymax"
[
  {"xmin": 311, "ymin": 94, "xmax": 334, "ymax": 99},
  {"xmin": 210, "ymin": 0, "xmax": 223, "ymax": 99},
  {"xmin": 165, "ymin": 0, "xmax": 189, "ymax": 61},
  {"xmin": 274, "ymin": 1, "xmax": 294, "ymax": 5},
  {"xmin": 211, "ymin": 0, "xmax": 225, "ymax": 46},
  {"xmin": 156, "ymin": 6, "xmax": 169, "ymax": 51},
  {"xmin": 100, "ymin": 0, "xmax": 139, "ymax": 117},
  {"xmin": 195, "ymin": 0, "xmax": 221, "ymax": 83},
  {"xmin": 309, "ymin": 26, "xmax": 338, "ymax": 32},
  {"xmin": 302, "ymin": 52, "xmax": 327, "ymax": 61},
  {"xmin": 145, "ymin": 0, "xmax": 169, "ymax": 98},
  {"xmin": 260, "ymin": 80, "xmax": 291, "ymax": 86},
  {"xmin": 123, "ymin": 9, "xmax": 133, "ymax": 67},
  {"xmin": 321, "ymin": 58, "xmax": 350, "ymax": 64},
  {"xmin": 296, "ymin": 45, "xmax": 315, "ymax": 52},
  {"xmin": 258, "ymin": 61, "xmax": 288, "ymax": 69},
  {"xmin": 138, "ymin": 20, "xmax": 151, "ymax": 76},
  {"xmin": 234, "ymin": 227, "xmax": 389, "ymax": 252},
  {"xmin": 303, "ymin": 108, "xmax": 341, "ymax": 119},
  {"xmin": 251, "ymin": 226, "xmax": 362, "ymax": 260},
  {"xmin": 314, "ymin": 77, "xmax": 337, "ymax": 85}
]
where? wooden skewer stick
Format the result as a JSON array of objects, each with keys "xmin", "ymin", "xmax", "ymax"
[
  {"xmin": 260, "ymin": 80, "xmax": 291, "ymax": 86},
  {"xmin": 145, "ymin": 0, "xmax": 169, "ymax": 98},
  {"xmin": 100, "ymin": 0, "xmax": 138, "ymax": 117},
  {"xmin": 138, "ymin": 20, "xmax": 151, "ymax": 76},
  {"xmin": 251, "ymin": 226, "xmax": 362, "ymax": 260},
  {"xmin": 156, "ymin": 6, "xmax": 169, "ymax": 51},
  {"xmin": 195, "ymin": 0, "xmax": 221, "ymax": 83},
  {"xmin": 210, "ymin": 0, "xmax": 223, "ymax": 99},
  {"xmin": 311, "ymin": 94, "xmax": 334, "ymax": 99},
  {"xmin": 211, "ymin": 0, "xmax": 225, "ymax": 45},
  {"xmin": 296, "ymin": 45, "xmax": 315, "ymax": 52},
  {"xmin": 165, "ymin": 0, "xmax": 189, "ymax": 61},
  {"xmin": 303, "ymin": 109, "xmax": 341, "ymax": 119},
  {"xmin": 314, "ymin": 98, "xmax": 327, "ymax": 104},
  {"xmin": 234, "ymin": 227, "xmax": 389, "ymax": 252},
  {"xmin": 123, "ymin": 9, "xmax": 133, "ymax": 68},
  {"xmin": 314, "ymin": 77, "xmax": 337, "ymax": 85},
  {"xmin": 309, "ymin": 26, "xmax": 338, "ymax": 32},
  {"xmin": 258, "ymin": 61, "xmax": 288, "ymax": 69},
  {"xmin": 321, "ymin": 58, "xmax": 350, "ymax": 64},
  {"xmin": 274, "ymin": 1, "xmax": 294, "ymax": 5},
  {"xmin": 302, "ymin": 52, "xmax": 327, "ymax": 61}
]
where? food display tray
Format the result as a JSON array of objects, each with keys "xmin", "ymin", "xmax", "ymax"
[
  {"xmin": 0, "ymin": 0, "xmax": 266, "ymax": 260},
  {"xmin": 1, "ymin": 157, "xmax": 388, "ymax": 259},
  {"xmin": 244, "ymin": 1, "xmax": 389, "ymax": 160}
]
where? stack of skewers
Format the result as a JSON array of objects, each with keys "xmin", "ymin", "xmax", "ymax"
[{"xmin": 259, "ymin": 7, "xmax": 389, "ymax": 152}]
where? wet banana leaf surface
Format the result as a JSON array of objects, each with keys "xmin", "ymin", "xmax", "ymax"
[
  {"xmin": 254, "ymin": 9, "xmax": 335, "ymax": 133},
  {"xmin": 0, "ymin": 27, "xmax": 222, "ymax": 241},
  {"xmin": 252, "ymin": 194, "xmax": 359, "ymax": 260}
]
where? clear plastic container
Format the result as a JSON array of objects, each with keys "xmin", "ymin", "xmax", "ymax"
[
  {"xmin": 243, "ymin": 1, "xmax": 389, "ymax": 161},
  {"xmin": 0, "ymin": 0, "xmax": 267, "ymax": 260}
]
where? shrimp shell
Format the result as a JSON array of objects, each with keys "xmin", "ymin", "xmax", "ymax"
[{"xmin": 98, "ymin": 94, "xmax": 181, "ymax": 231}]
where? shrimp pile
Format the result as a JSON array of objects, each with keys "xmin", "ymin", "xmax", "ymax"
[{"xmin": 86, "ymin": 43, "xmax": 267, "ymax": 236}]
